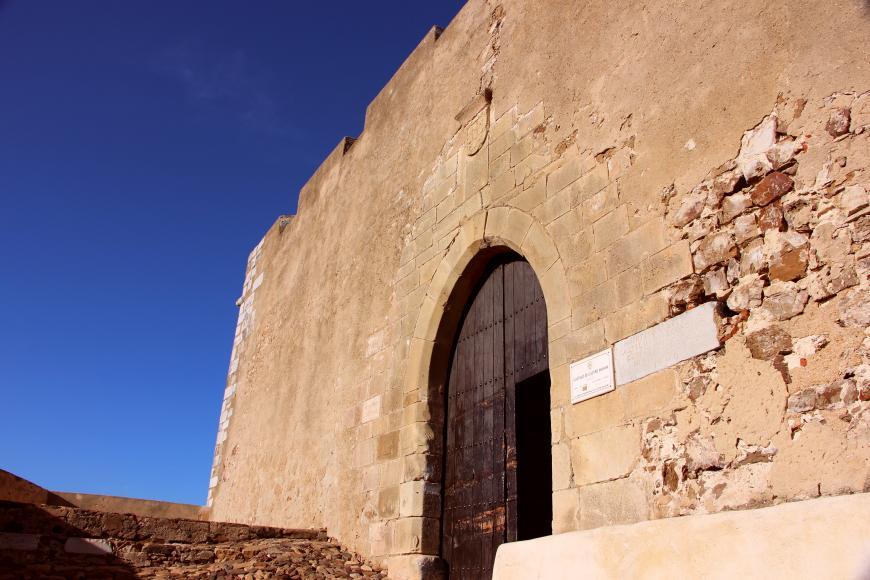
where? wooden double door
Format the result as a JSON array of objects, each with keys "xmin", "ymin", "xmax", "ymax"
[{"xmin": 441, "ymin": 256, "xmax": 552, "ymax": 579}]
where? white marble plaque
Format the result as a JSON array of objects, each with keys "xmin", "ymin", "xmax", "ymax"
[
  {"xmin": 570, "ymin": 348, "xmax": 615, "ymax": 404},
  {"xmin": 614, "ymin": 301, "xmax": 720, "ymax": 385}
]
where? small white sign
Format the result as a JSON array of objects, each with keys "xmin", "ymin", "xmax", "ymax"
[{"xmin": 570, "ymin": 348, "xmax": 615, "ymax": 404}]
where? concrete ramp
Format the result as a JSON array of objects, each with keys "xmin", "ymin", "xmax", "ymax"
[{"xmin": 493, "ymin": 493, "xmax": 870, "ymax": 580}]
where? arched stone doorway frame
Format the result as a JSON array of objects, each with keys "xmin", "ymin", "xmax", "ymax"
[{"xmin": 398, "ymin": 205, "xmax": 570, "ymax": 564}]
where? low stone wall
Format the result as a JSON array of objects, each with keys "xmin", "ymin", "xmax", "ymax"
[
  {"xmin": 0, "ymin": 468, "xmax": 209, "ymax": 521},
  {"xmin": 53, "ymin": 492, "xmax": 208, "ymax": 521},
  {"xmin": 0, "ymin": 501, "xmax": 386, "ymax": 578},
  {"xmin": 0, "ymin": 470, "xmax": 71, "ymax": 507},
  {"xmin": 493, "ymin": 493, "xmax": 870, "ymax": 580}
]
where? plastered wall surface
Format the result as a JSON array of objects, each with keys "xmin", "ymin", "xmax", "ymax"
[{"xmin": 208, "ymin": 0, "xmax": 870, "ymax": 575}]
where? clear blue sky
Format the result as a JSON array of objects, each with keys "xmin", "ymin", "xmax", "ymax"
[{"xmin": 0, "ymin": 1, "xmax": 464, "ymax": 505}]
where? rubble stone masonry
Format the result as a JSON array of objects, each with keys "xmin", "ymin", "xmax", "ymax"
[{"xmin": 206, "ymin": 0, "xmax": 869, "ymax": 577}]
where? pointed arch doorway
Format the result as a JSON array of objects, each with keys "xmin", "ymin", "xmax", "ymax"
[{"xmin": 440, "ymin": 253, "xmax": 552, "ymax": 579}]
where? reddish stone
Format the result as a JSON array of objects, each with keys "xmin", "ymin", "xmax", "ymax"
[
  {"xmin": 750, "ymin": 172, "xmax": 794, "ymax": 207},
  {"xmin": 769, "ymin": 244, "xmax": 808, "ymax": 281},
  {"xmin": 825, "ymin": 107, "xmax": 851, "ymax": 137},
  {"xmin": 758, "ymin": 202, "xmax": 785, "ymax": 232},
  {"xmin": 745, "ymin": 325, "xmax": 792, "ymax": 360}
]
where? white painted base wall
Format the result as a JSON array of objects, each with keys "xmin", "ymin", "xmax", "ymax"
[{"xmin": 493, "ymin": 493, "xmax": 870, "ymax": 580}]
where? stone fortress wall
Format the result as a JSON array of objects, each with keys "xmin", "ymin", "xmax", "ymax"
[{"xmin": 206, "ymin": 0, "xmax": 870, "ymax": 576}]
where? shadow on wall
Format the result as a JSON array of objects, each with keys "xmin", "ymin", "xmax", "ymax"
[{"xmin": 0, "ymin": 501, "xmax": 138, "ymax": 578}]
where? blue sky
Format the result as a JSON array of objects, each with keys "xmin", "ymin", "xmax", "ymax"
[{"xmin": 0, "ymin": 1, "xmax": 464, "ymax": 505}]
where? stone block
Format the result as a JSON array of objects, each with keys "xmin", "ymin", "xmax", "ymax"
[
  {"xmin": 533, "ymin": 190, "xmax": 572, "ymax": 225},
  {"xmin": 361, "ymin": 396, "xmax": 382, "ymax": 424},
  {"xmin": 549, "ymin": 363, "xmax": 571, "ymax": 409},
  {"xmin": 759, "ymin": 202, "xmax": 785, "ymax": 232},
  {"xmin": 570, "ymin": 163, "xmax": 609, "ymax": 204},
  {"xmin": 563, "ymin": 388, "xmax": 624, "ymax": 439},
  {"xmin": 540, "ymin": 261, "xmax": 571, "ymax": 325},
  {"xmin": 489, "ymin": 150, "xmax": 511, "ymax": 179},
  {"xmin": 553, "ymin": 321, "xmax": 607, "ymax": 368},
  {"xmin": 396, "ymin": 269, "xmax": 420, "ymax": 298},
  {"xmin": 745, "ymin": 325, "xmax": 792, "ymax": 360},
  {"xmin": 611, "ymin": 267, "xmax": 643, "ymax": 310},
  {"xmin": 491, "ymin": 105, "xmax": 517, "ymax": 138},
  {"xmin": 592, "ymin": 205, "xmax": 630, "ymax": 251},
  {"xmin": 603, "ymin": 292, "xmax": 669, "ymax": 344},
  {"xmin": 435, "ymin": 194, "xmax": 455, "ymax": 223},
  {"xmin": 721, "ymin": 192, "xmax": 752, "ymax": 223},
  {"xmin": 0, "ymin": 532, "xmax": 39, "ymax": 551},
  {"xmin": 490, "ymin": 126, "xmax": 516, "ymax": 159},
  {"xmin": 369, "ymin": 520, "xmax": 392, "ymax": 557},
  {"xmin": 432, "ymin": 210, "xmax": 461, "ymax": 248},
  {"xmin": 551, "ymin": 407, "xmax": 564, "ymax": 444},
  {"xmin": 511, "ymin": 178, "xmax": 546, "ymax": 211},
  {"xmin": 208, "ymin": 522, "xmax": 251, "ymax": 543},
  {"xmin": 65, "ymin": 537, "xmax": 113, "ymax": 555},
  {"xmin": 567, "ymin": 252, "xmax": 606, "ymax": 295},
  {"xmin": 510, "ymin": 133, "xmax": 540, "ymax": 167},
  {"xmin": 385, "ymin": 555, "xmax": 447, "ymax": 580},
  {"xmin": 733, "ymin": 213, "xmax": 760, "ymax": 244},
  {"xmin": 137, "ymin": 518, "xmax": 209, "ymax": 543},
  {"xmin": 439, "ymin": 153, "xmax": 458, "ymax": 180},
  {"xmin": 402, "ymin": 402, "xmax": 431, "ymax": 426},
  {"xmin": 462, "ymin": 149, "xmax": 489, "ymax": 196},
  {"xmin": 570, "ymin": 424, "xmax": 640, "ymax": 486},
  {"xmin": 582, "ymin": 182, "xmax": 618, "ymax": 224},
  {"xmin": 750, "ymin": 171, "xmax": 794, "ymax": 206},
  {"xmin": 400, "ymin": 422, "xmax": 436, "ymax": 456},
  {"xmin": 547, "ymin": 207, "xmax": 582, "ymax": 240},
  {"xmin": 516, "ymin": 102, "xmax": 545, "ymax": 137},
  {"xmin": 604, "ymin": 219, "xmax": 668, "ymax": 277},
  {"xmin": 495, "ymin": 208, "xmax": 533, "ymax": 248},
  {"xmin": 552, "ymin": 443, "xmax": 573, "ymax": 490},
  {"xmin": 402, "ymin": 453, "xmax": 440, "ymax": 483},
  {"xmin": 380, "ymin": 459, "xmax": 403, "ymax": 489},
  {"xmin": 377, "ymin": 431, "xmax": 400, "ymax": 460},
  {"xmin": 552, "ymin": 488, "xmax": 580, "ymax": 534},
  {"xmin": 413, "ymin": 295, "xmax": 441, "ymax": 341},
  {"xmin": 521, "ymin": 220, "xmax": 559, "ymax": 272},
  {"xmin": 515, "ymin": 153, "xmax": 550, "ymax": 186},
  {"xmin": 549, "ymin": 316, "xmax": 571, "ymax": 343},
  {"xmin": 575, "ymin": 477, "xmax": 649, "ymax": 530},
  {"xmin": 392, "ymin": 517, "xmax": 440, "ymax": 555},
  {"xmin": 557, "ymin": 228, "xmax": 594, "ymax": 270},
  {"xmin": 613, "ymin": 301, "xmax": 719, "ymax": 385},
  {"xmin": 491, "ymin": 167, "xmax": 516, "ymax": 200},
  {"xmin": 571, "ymin": 281, "xmax": 618, "ymax": 329},
  {"xmin": 378, "ymin": 486, "xmax": 400, "ymax": 519},
  {"xmin": 766, "ymin": 230, "xmax": 809, "ymax": 282},
  {"xmin": 693, "ymin": 231, "xmax": 736, "ymax": 272},
  {"xmin": 641, "ymin": 240, "xmax": 693, "ymax": 295},
  {"xmin": 547, "ymin": 157, "xmax": 585, "ymax": 196},
  {"xmin": 399, "ymin": 481, "xmax": 441, "ymax": 518},
  {"xmin": 619, "ymin": 368, "xmax": 678, "ymax": 419}
]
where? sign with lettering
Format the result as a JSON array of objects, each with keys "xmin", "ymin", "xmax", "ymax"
[{"xmin": 570, "ymin": 348, "xmax": 615, "ymax": 404}]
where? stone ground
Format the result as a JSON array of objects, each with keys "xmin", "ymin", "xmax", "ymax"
[{"xmin": 0, "ymin": 501, "xmax": 387, "ymax": 579}]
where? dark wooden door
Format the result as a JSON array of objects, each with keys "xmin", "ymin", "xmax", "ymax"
[{"xmin": 441, "ymin": 257, "xmax": 549, "ymax": 579}]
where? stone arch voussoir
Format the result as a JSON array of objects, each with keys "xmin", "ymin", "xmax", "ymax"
[{"xmin": 396, "ymin": 207, "xmax": 569, "ymax": 561}]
